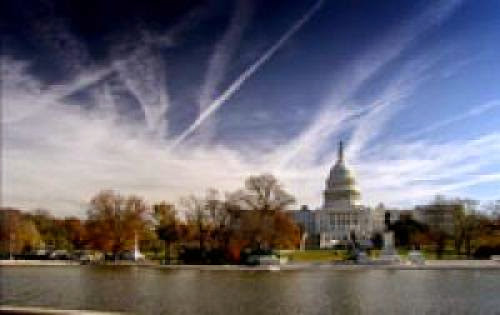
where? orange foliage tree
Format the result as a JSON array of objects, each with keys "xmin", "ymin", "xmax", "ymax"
[
  {"xmin": 227, "ymin": 174, "xmax": 299, "ymax": 253},
  {"xmin": 86, "ymin": 190, "xmax": 151, "ymax": 257}
]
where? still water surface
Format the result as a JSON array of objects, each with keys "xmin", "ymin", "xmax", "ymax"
[{"xmin": 1, "ymin": 266, "xmax": 499, "ymax": 314}]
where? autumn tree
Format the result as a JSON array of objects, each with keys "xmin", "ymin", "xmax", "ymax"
[
  {"xmin": 229, "ymin": 174, "xmax": 296, "ymax": 212},
  {"xmin": 0, "ymin": 209, "xmax": 42, "ymax": 256},
  {"xmin": 86, "ymin": 190, "xmax": 151, "ymax": 258},
  {"xmin": 16, "ymin": 220, "xmax": 42, "ymax": 253},
  {"xmin": 271, "ymin": 211, "xmax": 300, "ymax": 249},
  {"xmin": 180, "ymin": 190, "xmax": 231, "ymax": 261},
  {"xmin": 27, "ymin": 209, "xmax": 71, "ymax": 250},
  {"xmin": 227, "ymin": 174, "xmax": 297, "ymax": 252},
  {"xmin": 63, "ymin": 217, "xmax": 87, "ymax": 250}
]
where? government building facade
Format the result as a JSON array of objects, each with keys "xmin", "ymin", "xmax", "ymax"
[
  {"xmin": 317, "ymin": 141, "xmax": 380, "ymax": 247},
  {"xmin": 288, "ymin": 141, "xmax": 384, "ymax": 248},
  {"xmin": 287, "ymin": 141, "xmax": 461, "ymax": 249}
]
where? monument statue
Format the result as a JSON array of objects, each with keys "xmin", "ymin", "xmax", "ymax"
[{"xmin": 378, "ymin": 211, "xmax": 401, "ymax": 263}]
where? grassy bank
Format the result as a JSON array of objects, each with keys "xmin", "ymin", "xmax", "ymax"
[
  {"xmin": 281, "ymin": 248, "xmax": 475, "ymax": 262},
  {"xmin": 280, "ymin": 250, "xmax": 348, "ymax": 262}
]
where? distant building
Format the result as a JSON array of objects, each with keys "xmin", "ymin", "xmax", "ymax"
[
  {"xmin": 414, "ymin": 203, "xmax": 458, "ymax": 235},
  {"xmin": 378, "ymin": 206, "xmax": 414, "ymax": 225},
  {"xmin": 286, "ymin": 205, "xmax": 315, "ymax": 236}
]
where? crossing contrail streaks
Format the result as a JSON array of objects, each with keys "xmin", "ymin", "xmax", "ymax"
[{"xmin": 172, "ymin": 0, "xmax": 324, "ymax": 147}]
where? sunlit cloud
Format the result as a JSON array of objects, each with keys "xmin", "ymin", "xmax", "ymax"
[{"xmin": 113, "ymin": 45, "xmax": 170, "ymax": 137}]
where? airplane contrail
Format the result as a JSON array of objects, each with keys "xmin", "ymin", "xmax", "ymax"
[
  {"xmin": 196, "ymin": 0, "xmax": 253, "ymax": 141},
  {"xmin": 172, "ymin": 0, "xmax": 324, "ymax": 147},
  {"xmin": 403, "ymin": 100, "xmax": 500, "ymax": 140},
  {"xmin": 52, "ymin": 68, "xmax": 114, "ymax": 101}
]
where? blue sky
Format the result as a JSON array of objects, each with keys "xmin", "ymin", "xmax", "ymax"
[{"xmin": 2, "ymin": 0, "xmax": 500, "ymax": 215}]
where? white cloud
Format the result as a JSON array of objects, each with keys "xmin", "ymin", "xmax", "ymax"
[
  {"xmin": 3, "ymin": 58, "xmax": 500, "ymax": 216},
  {"xmin": 5, "ymin": 0, "xmax": 500, "ymax": 216},
  {"xmin": 1, "ymin": 55, "xmax": 114, "ymax": 124},
  {"xmin": 112, "ymin": 43, "xmax": 170, "ymax": 137}
]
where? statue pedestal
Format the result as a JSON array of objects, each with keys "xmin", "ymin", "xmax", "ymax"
[
  {"xmin": 408, "ymin": 250, "xmax": 425, "ymax": 265},
  {"xmin": 355, "ymin": 251, "xmax": 370, "ymax": 264},
  {"xmin": 377, "ymin": 231, "xmax": 401, "ymax": 264}
]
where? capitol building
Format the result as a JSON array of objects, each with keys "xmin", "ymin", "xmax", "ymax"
[
  {"xmin": 318, "ymin": 141, "xmax": 381, "ymax": 247},
  {"xmin": 288, "ymin": 141, "xmax": 384, "ymax": 248}
]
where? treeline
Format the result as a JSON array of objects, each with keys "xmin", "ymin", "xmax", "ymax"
[
  {"xmin": 0, "ymin": 174, "xmax": 300, "ymax": 264},
  {"xmin": 387, "ymin": 198, "xmax": 500, "ymax": 259}
]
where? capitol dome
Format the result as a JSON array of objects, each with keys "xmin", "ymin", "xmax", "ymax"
[{"xmin": 324, "ymin": 141, "xmax": 361, "ymax": 209}]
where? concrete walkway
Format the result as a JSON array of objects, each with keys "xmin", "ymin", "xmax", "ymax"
[{"xmin": 0, "ymin": 305, "xmax": 124, "ymax": 314}]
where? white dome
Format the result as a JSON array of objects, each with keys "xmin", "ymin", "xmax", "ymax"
[
  {"xmin": 327, "ymin": 160, "xmax": 355, "ymax": 189},
  {"xmin": 324, "ymin": 141, "xmax": 361, "ymax": 209}
]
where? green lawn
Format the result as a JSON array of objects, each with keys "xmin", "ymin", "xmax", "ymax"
[
  {"xmin": 281, "ymin": 248, "xmax": 470, "ymax": 262},
  {"xmin": 280, "ymin": 250, "xmax": 348, "ymax": 262}
]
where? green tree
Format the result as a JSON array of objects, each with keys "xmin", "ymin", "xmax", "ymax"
[
  {"xmin": 453, "ymin": 199, "xmax": 481, "ymax": 256},
  {"xmin": 452, "ymin": 204, "xmax": 466, "ymax": 255},
  {"xmin": 462, "ymin": 212, "xmax": 481, "ymax": 257}
]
